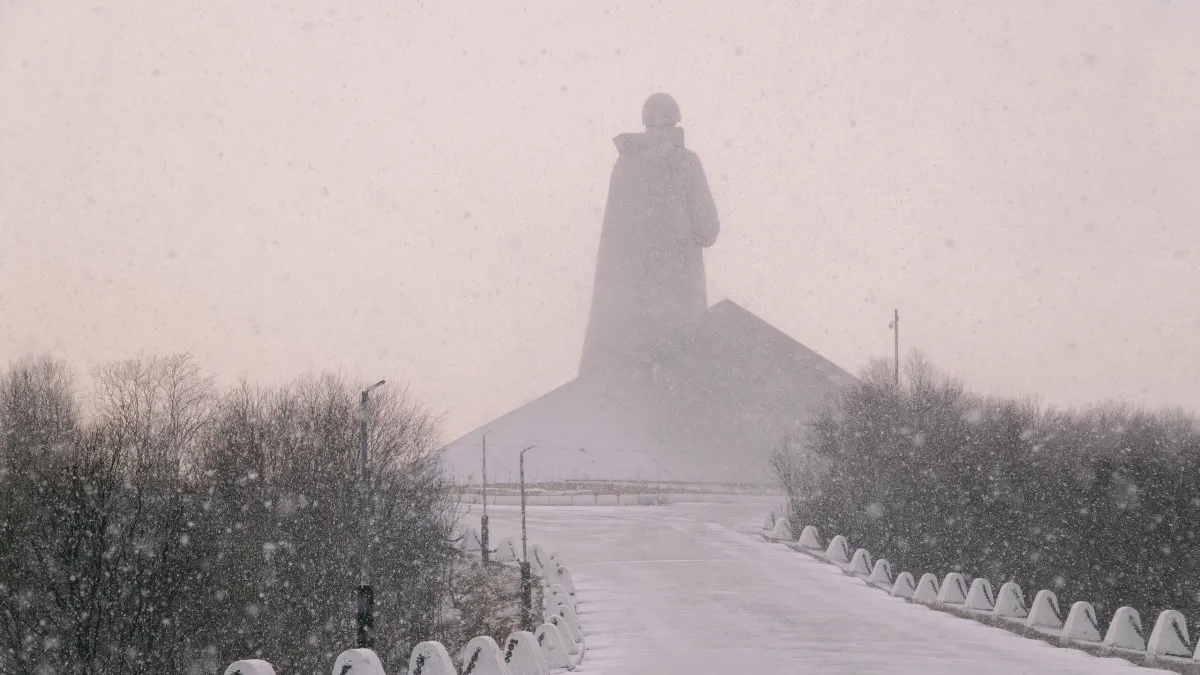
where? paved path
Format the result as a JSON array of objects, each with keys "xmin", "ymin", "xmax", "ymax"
[{"xmin": 476, "ymin": 502, "xmax": 1159, "ymax": 675}]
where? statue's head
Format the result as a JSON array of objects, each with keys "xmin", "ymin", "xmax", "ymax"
[{"xmin": 642, "ymin": 93, "xmax": 681, "ymax": 128}]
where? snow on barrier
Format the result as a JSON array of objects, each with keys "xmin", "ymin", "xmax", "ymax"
[
  {"xmin": 1147, "ymin": 610, "xmax": 1194, "ymax": 659},
  {"xmin": 913, "ymin": 573, "xmax": 940, "ymax": 605},
  {"xmin": 407, "ymin": 642, "xmax": 455, "ymax": 675},
  {"xmin": 223, "ymin": 660, "xmax": 276, "ymax": 675},
  {"xmin": 1026, "ymin": 590, "xmax": 1063, "ymax": 632},
  {"xmin": 847, "ymin": 548, "xmax": 872, "ymax": 577},
  {"xmin": 502, "ymin": 631, "xmax": 551, "ymax": 675},
  {"xmin": 993, "ymin": 582, "xmax": 1028, "ymax": 619},
  {"xmin": 529, "ymin": 544, "xmax": 552, "ymax": 577},
  {"xmin": 758, "ymin": 509, "xmax": 1200, "ymax": 671},
  {"xmin": 1062, "ymin": 601, "xmax": 1103, "ymax": 643},
  {"xmin": 535, "ymin": 622, "xmax": 577, "ymax": 670},
  {"xmin": 495, "ymin": 537, "xmax": 520, "ymax": 564},
  {"xmin": 763, "ymin": 516, "xmax": 794, "ymax": 542},
  {"xmin": 965, "ymin": 578, "xmax": 994, "ymax": 613},
  {"xmin": 550, "ymin": 614, "xmax": 583, "ymax": 656},
  {"xmin": 460, "ymin": 528, "xmax": 483, "ymax": 556},
  {"xmin": 868, "ymin": 559, "xmax": 893, "ymax": 589},
  {"xmin": 546, "ymin": 583, "xmax": 573, "ymax": 612},
  {"xmin": 551, "ymin": 604, "xmax": 586, "ymax": 649},
  {"xmin": 461, "ymin": 636, "xmax": 511, "ymax": 675},
  {"xmin": 333, "ymin": 649, "xmax": 386, "ymax": 675},
  {"xmin": 796, "ymin": 525, "xmax": 822, "ymax": 551},
  {"xmin": 532, "ymin": 541, "xmax": 589, "ymax": 668},
  {"xmin": 551, "ymin": 565, "xmax": 577, "ymax": 598},
  {"xmin": 823, "ymin": 535, "xmax": 851, "ymax": 565},
  {"xmin": 1103, "ymin": 606, "xmax": 1146, "ymax": 651},
  {"xmin": 937, "ymin": 572, "xmax": 969, "ymax": 606},
  {"xmin": 763, "ymin": 508, "xmax": 778, "ymax": 533},
  {"xmin": 890, "ymin": 571, "xmax": 916, "ymax": 599}
]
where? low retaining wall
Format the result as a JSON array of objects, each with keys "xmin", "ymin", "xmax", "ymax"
[{"xmin": 458, "ymin": 492, "xmax": 782, "ymax": 506}]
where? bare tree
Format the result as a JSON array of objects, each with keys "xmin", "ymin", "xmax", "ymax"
[
  {"xmin": 0, "ymin": 355, "xmax": 79, "ymax": 472},
  {"xmin": 1, "ymin": 358, "xmax": 473, "ymax": 675}
]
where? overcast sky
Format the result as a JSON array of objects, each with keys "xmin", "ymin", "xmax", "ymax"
[{"xmin": 2, "ymin": 0, "xmax": 1198, "ymax": 437}]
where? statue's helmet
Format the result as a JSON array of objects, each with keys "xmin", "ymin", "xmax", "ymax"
[{"xmin": 642, "ymin": 93, "xmax": 681, "ymax": 128}]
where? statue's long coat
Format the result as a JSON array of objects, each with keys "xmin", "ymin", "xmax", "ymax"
[{"xmin": 580, "ymin": 127, "xmax": 720, "ymax": 374}]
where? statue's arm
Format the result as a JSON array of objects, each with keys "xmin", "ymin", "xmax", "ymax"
[{"xmin": 685, "ymin": 155, "xmax": 720, "ymax": 247}]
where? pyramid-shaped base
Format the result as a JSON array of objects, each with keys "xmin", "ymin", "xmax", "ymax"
[{"xmin": 439, "ymin": 300, "xmax": 855, "ymax": 486}]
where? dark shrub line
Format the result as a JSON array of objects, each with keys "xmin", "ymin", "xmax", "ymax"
[{"xmin": 775, "ymin": 356, "xmax": 1200, "ymax": 637}]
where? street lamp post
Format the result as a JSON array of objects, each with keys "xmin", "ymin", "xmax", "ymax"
[
  {"xmin": 481, "ymin": 431, "xmax": 491, "ymax": 564},
  {"xmin": 518, "ymin": 445, "xmax": 535, "ymax": 630},
  {"xmin": 357, "ymin": 379, "xmax": 386, "ymax": 649},
  {"xmin": 518, "ymin": 445, "xmax": 585, "ymax": 630}
]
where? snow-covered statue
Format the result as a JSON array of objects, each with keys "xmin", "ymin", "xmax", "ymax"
[{"xmin": 579, "ymin": 93, "xmax": 721, "ymax": 375}]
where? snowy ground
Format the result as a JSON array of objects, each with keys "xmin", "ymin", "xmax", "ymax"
[{"xmin": 473, "ymin": 502, "xmax": 1164, "ymax": 675}]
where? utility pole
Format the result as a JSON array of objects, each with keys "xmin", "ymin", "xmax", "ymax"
[
  {"xmin": 357, "ymin": 379, "xmax": 386, "ymax": 649},
  {"xmin": 481, "ymin": 431, "xmax": 490, "ymax": 564}
]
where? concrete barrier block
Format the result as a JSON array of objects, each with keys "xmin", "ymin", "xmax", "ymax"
[
  {"xmin": 461, "ymin": 636, "xmax": 511, "ymax": 675},
  {"xmin": 549, "ymin": 614, "xmax": 583, "ymax": 657},
  {"xmin": 823, "ymin": 535, "xmax": 851, "ymax": 564},
  {"xmin": 551, "ymin": 604, "xmax": 585, "ymax": 647},
  {"xmin": 1103, "ymin": 606, "xmax": 1146, "ymax": 651},
  {"xmin": 223, "ymin": 660, "xmax": 276, "ymax": 675},
  {"xmin": 460, "ymin": 528, "xmax": 483, "ymax": 555},
  {"xmin": 502, "ymin": 631, "xmax": 550, "ymax": 675},
  {"xmin": 869, "ymin": 559, "xmax": 893, "ymax": 588},
  {"xmin": 764, "ymin": 517, "xmax": 794, "ymax": 542},
  {"xmin": 534, "ymin": 623, "xmax": 575, "ymax": 670},
  {"xmin": 937, "ymin": 573, "xmax": 968, "ymax": 606},
  {"xmin": 332, "ymin": 649, "xmax": 385, "ymax": 675},
  {"xmin": 551, "ymin": 565, "xmax": 577, "ymax": 597},
  {"xmin": 495, "ymin": 537, "xmax": 520, "ymax": 564},
  {"xmin": 847, "ymin": 548, "xmax": 872, "ymax": 577},
  {"xmin": 964, "ymin": 578, "xmax": 994, "ymax": 612},
  {"xmin": 1062, "ymin": 601, "xmax": 1103, "ymax": 643},
  {"xmin": 914, "ymin": 573, "xmax": 940, "ymax": 605},
  {"xmin": 993, "ymin": 582, "xmax": 1028, "ymax": 619},
  {"xmin": 408, "ymin": 642, "xmax": 455, "ymax": 675},
  {"xmin": 595, "ymin": 494, "xmax": 618, "ymax": 506},
  {"xmin": 546, "ymin": 583, "xmax": 573, "ymax": 611},
  {"xmin": 762, "ymin": 509, "xmax": 777, "ymax": 532},
  {"xmin": 891, "ymin": 571, "xmax": 916, "ymax": 598},
  {"xmin": 1025, "ymin": 590, "xmax": 1063, "ymax": 632},
  {"xmin": 797, "ymin": 525, "xmax": 822, "ymax": 551},
  {"xmin": 529, "ymin": 545, "xmax": 551, "ymax": 577},
  {"xmin": 1146, "ymin": 609, "xmax": 1193, "ymax": 659}
]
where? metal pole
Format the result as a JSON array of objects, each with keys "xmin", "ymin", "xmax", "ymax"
[
  {"xmin": 481, "ymin": 432, "xmax": 490, "ymax": 564},
  {"xmin": 357, "ymin": 380, "xmax": 385, "ymax": 649},
  {"xmin": 519, "ymin": 445, "xmax": 532, "ymax": 630},
  {"xmin": 520, "ymin": 447, "xmax": 529, "ymax": 562}
]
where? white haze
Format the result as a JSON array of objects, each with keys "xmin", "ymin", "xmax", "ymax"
[{"xmin": 1, "ymin": 0, "xmax": 1198, "ymax": 437}]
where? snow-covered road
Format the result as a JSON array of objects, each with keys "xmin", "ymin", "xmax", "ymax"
[{"xmin": 476, "ymin": 502, "xmax": 1159, "ymax": 675}]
